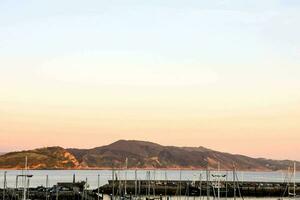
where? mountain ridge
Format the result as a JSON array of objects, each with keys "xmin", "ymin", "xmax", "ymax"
[{"xmin": 0, "ymin": 140, "xmax": 298, "ymax": 170}]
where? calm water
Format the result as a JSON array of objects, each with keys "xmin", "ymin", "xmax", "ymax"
[{"xmin": 0, "ymin": 170, "xmax": 299, "ymax": 189}]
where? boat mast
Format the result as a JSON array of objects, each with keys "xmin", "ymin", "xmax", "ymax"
[
  {"xmin": 165, "ymin": 171, "xmax": 167, "ymax": 200},
  {"xmin": 233, "ymin": 163, "xmax": 236, "ymax": 200},
  {"xmin": 199, "ymin": 173, "xmax": 202, "ymax": 200},
  {"xmin": 3, "ymin": 171, "xmax": 7, "ymax": 200},
  {"xmin": 46, "ymin": 175, "xmax": 49, "ymax": 200},
  {"xmin": 148, "ymin": 171, "xmax": 151, "ymax": 197},
  {"xmin": 135, "ymin": 169, "xmax": 137, "ymax": 197},
  {"xmin": 23, "ymin": 156, "xmax": 28, "ymax": 200},
  {"xmin": 118, "ymin": 171, "xmax": 121, "ymax": 198},
  {"xmin": 56, "ymin": 183, "xmax": 59, "ymax": 200},
  {"xmin": 179, "ymin": 169, "xmax": 182, "ymax": 200},
  {"xmin": 206, "ymin": 168, "xmax": 210, "ymax": 200},
  {"xmin": 125, "ymin": 157, "xmax": 128, "ymax": 195},
  {"xmin": 225, "ymin": 171, "xmax": 228, "ymax": 200},
  {"xmin": 288, "ymin": 166, "xmax": 291, "ymax": 195},
  {"xmin": 112, "ymin": 169, "xmax": 115, "ymax": 200},
  {"xmin": 138, "ymin": 179, "xmax": 141, "ymax": 198},
  {"xmin": 85, "ymin": 177, "xmax": 88, "ymax": 200},
  {"xmin": 217, "ymin": 162, "xmax": 220, "ymax": 200},
  {"xmin": 98, "ymin": 174, "xmax": 100, "ymax": 200},
  {"xmin": 294, "ymin": 162, "xmax": 296, "ymax": 198},
  {"xmin": 153, "ymin": 170, "xmax": 156, "ymax": 196}
]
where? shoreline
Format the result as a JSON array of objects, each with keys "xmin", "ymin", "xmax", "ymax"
[{"xmin": 0, "ymin": 167, "xmax": 292, "ymax": 172}]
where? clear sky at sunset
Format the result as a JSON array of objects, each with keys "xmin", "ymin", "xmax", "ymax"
[{"xmin": 0, "ymin": 0, "xmax": 300, "ymax": 160}]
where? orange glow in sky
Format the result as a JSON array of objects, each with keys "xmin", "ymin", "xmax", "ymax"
[{"xmin": 1, "ymin": 0, "xmax": 300, "ymax": 160}]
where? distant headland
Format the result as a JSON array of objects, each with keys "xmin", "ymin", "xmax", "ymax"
[{"xmin": 0, "ymin": 140, "xmax": 298, "ymax": 170}]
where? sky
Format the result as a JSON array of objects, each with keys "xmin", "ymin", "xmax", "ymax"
[{"xmin": 0, "ymin": 0, "xmax": 300, "ymax": 160}]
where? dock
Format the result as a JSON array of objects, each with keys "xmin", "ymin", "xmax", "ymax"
[{"xmin": 100, "ymin": 179, "xmax": 300, "ymax": 197}]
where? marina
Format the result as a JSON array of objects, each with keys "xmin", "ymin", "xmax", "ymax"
[{"xmin": 1, "ymin": 166, "xmax": 299, "ymax": 200}]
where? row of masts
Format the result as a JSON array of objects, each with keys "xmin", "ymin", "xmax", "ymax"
[
  {"xmin": 108, "ymin": 161, "xmax": 298, "ymax": 200},
  {"xmin": 1, "ymin": 159, "xmax": 298, "ymax": 200}
]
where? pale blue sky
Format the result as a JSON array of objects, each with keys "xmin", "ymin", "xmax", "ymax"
[
  {"xmin": 1, "ymin": 0, "xmax": 299, "ymax": 60},
  {"xmin": 1, "ymin": 0, "xmax": 300, "ymax": 159}
]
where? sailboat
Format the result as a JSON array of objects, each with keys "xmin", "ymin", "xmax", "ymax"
[
  {"xmin": 211, "ymin": 162, "xmax": 227, "ymax": 200},
  {"xmin": 15, "ymin": 156, "xmax": 33, "ymax": 200},
  {"xmin": 280, "ymin": 162, "xmax": 299, "ymax": 200},
  {"xmin": 288, "ymin": 162, "xmax": 299, "ymax": 199},
  {"xmin": 121, "ymin": 157, "xmax": 132, "ymax": 200}
]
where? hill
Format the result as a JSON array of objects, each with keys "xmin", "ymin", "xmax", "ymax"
[
  {"xmin": 0, "ymin": 147, "xmax": 79, "ymax": 169},
  {"xmin": 0, "ymin": 140, "xmax": 298, "ymax": 170}
]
